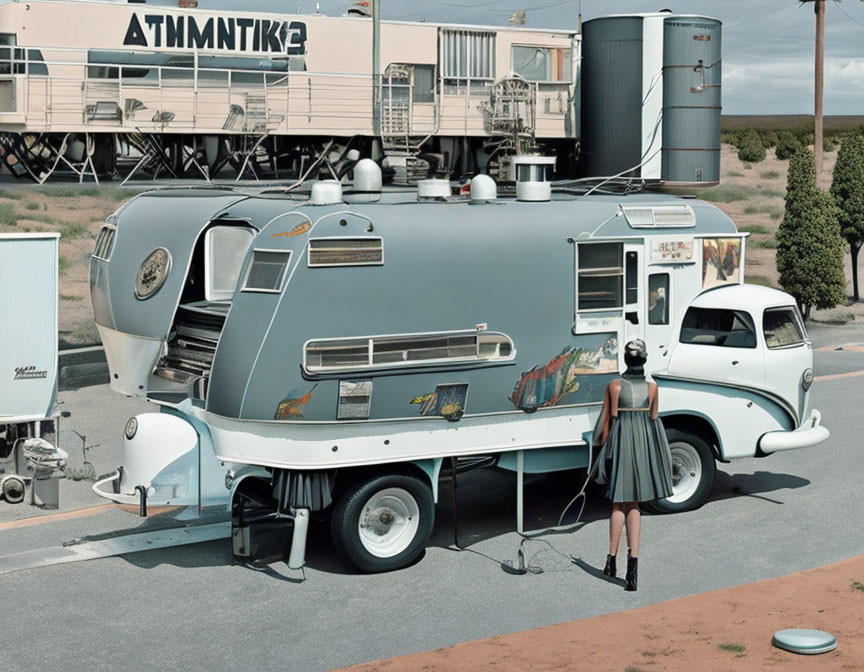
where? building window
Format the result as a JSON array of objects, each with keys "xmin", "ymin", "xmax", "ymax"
[
  {"xmin": 577, "ymin": 243, "xmax": 623, "ymax": 311},
  {"xmin": 512, "ymin": 45, "xmax": 571, "ymax": 82},
  {"xmin": 304, "ymin": 330, "xmax": 514, "ymax": 373},
  {"xmin": 413, "ymin": 64, "xmax": 435, "ymax": 104},
  {"xmin": 648, "ymin": 273, "xmax": 669, "ymax": 325},
  {"xmin": 440, "ymin": 29, "xmax": 495, "ymax": 93},
  {"xmin": 680, "ymin": 307, "xmax": 756, "ymax": 348}
]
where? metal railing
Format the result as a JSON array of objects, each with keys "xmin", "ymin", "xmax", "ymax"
[{"xmin": 0, "ymin": 45, "xmax": 456, "ymax": 138}]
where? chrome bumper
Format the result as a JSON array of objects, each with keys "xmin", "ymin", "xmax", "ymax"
[
  {"xmin": 759, "ymin": 409, "xmax": 830, "ymax": 454},
  {"xmin": 91, "ymin": 470, "xmax": 138, "ymax": 505}
]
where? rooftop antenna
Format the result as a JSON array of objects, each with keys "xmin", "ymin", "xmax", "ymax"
[{"xmin": 509, "ymin": 10, "xmax": 526, "ymax": 25}]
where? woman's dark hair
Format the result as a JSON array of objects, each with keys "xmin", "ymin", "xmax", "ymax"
[{"xmin": 623, "ymin": 339, "xmax": 647, "ymax": 375}]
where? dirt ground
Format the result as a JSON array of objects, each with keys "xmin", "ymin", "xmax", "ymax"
[
  {"xmin": 0, "ymin": 143, "xmax": 859, "ymax": 346},
  {"xmin": 342, "ymin": 553, "xmax": 864, "ymax": 672},
  {"xmin": 0, "ymin": 186, "xmax": 131, "ymax": 345}
]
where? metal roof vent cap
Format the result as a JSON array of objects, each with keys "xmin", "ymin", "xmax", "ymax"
[
  {"xmin": 417, "ymin": 178, "xmax": 451, "ymax": 202},
  {"xmin": 470, "ymin": 174, "xmax": 497, "ymax": 202},
  {"xmin": 310, "ymin": 180, "xmax": 343, "ymax": 205},
  {"xmin": 354, "ymin": 158, "xmax": 382, "ymax": 193},
  {"xmin": 513, "ymin": 155, "xmax": 556, "ymax": 202}
]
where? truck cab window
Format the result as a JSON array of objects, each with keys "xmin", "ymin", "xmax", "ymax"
[
  {"xmin": 680, "ymin": 307, "xmax": 756, "ymax": 348},
  {"xmin": 577, "ymin": 242, "xmax": 623, "ymax": 310},
  {"xmin": 648, "ymin": 273, "xmax": 669, "ymax": 325},
  {"xmin": 763, "ymin": 306, "xmax": 806, "ymax": 349}
]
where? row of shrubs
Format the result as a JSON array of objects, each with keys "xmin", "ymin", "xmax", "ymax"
[{"xmin": 722, "ymin": 127, "xmax": 862, "ymax": 163}]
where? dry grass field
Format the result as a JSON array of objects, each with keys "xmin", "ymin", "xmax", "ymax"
[
  {"xmin": 0, "ymin": 141, "xmax": 859, "ymax": 347},
  {"xmin": 722, "ymin": 114, "xmax": 864, "ymax": 134}
]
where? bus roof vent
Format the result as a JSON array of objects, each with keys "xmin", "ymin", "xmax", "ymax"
[
  {"xmin": 346, "ymin": 159, "xmax": 382, "ymax": 203},
  {"xmin": 417, "ymin": 179, "xmax": 451, "ymax": 202},
  {"xmin": 470, "ymin": 174, "xmax": 497, "ymax": 202},
  {"xmin": 622, "ymin": 204, "xmax": 696, "ymax": 228},
  {"xmin": 513, "ymin": 155, "xmax": 556, "ymax": 202},
  {"xmin": 310, "ymin": 180, "xmax": 344, "ymax": 205}
]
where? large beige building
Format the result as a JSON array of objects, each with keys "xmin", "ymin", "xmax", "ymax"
[{"xmin": 0, "ymin": 0, "xmax": 579, "ymax": 181}]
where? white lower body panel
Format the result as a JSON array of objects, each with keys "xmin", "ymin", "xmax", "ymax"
[{"xmin": 194, "ymin": 405, "xmax": 595, "ymax": 470}]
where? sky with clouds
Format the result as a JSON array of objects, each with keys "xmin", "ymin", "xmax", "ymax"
[{"xmin": 154, "ymin": 0, "xmax": 864, "ymax": 115}]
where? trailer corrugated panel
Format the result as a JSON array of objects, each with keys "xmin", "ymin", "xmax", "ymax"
[{"xmin": 661, "ymin": 17, "xmax": 721, "ymax": 185}]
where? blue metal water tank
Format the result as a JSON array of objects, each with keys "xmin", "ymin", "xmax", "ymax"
[
  {"xmin": 579, "ymin": 13, "xmax": 722, "ymax": 186},
  {"xmin": 661, "ymin": 16, "xmax": 722, "ymax": 185}
]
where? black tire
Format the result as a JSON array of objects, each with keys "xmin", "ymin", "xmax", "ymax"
[
  {"xmin": 331, "ymin": 473, "xmax": 434, "ymax": 573},
  {"xmin": 644, "ymin": 429, "xmax": 716, "ymax": 514},
  {"xmin": 2, "ymin": 476, "xmax": 26, "ymax": 504}
]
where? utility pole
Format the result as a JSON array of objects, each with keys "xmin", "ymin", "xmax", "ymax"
[
  {"xmin": 814, "ymin": 0, "xmax": 825, "ymax": 179},
  {"xmin": 372, "ymin": 0, "xmax": 381, "ymax": 137},
  {"xmin": 802, "ymin": 0, "xmax": 826, "ymax": 180}
]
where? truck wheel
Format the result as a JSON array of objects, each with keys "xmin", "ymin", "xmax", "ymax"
[
  {"xmin": 1, "ymin": 475, "xmax": 26, "ymax": 504},
  {"xmin": 645, "ymin": 429, "xmax": 716, "ymax": 514},
  {"xmin": 331, "ymin": 473, "xmax": 434, "ymax": 573}
]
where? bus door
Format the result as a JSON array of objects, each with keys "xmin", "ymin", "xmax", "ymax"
[{"xmin": 644, "ymin": 266, "xmax": 674, "ymax": 368}]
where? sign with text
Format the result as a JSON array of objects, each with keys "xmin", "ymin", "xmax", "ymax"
[{"xmin": 124, "ymin": 13, "xmax": 308, "ymax": 55}]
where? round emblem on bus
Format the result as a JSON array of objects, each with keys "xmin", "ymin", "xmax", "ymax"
[
  {"xmin": 135, "ymin": 248, "xmax": 172, "ymax": 300},
  {"xmin": 125, "ymin": 417, "xmax": 138, "ymax": 440}
]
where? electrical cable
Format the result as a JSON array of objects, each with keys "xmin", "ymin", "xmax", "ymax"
[
  {"xmin": 722, "ymin": 2, "xmax": 806, "ymax": 59},
  {"xmin": 580, "ymin": 148, "xmax": 662, "ymax": 198},
  {"xmin": 832, "ymin": 0, "xmax": 864, "ymax": 30},
  {"xmin": 724, "ymin": 2, "xmax": 801, "ymax": 29}
]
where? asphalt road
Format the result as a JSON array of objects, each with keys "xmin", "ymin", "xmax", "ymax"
[{"xmin": 1, "ymin": 338, "xmax": 863, "ymax": 672}]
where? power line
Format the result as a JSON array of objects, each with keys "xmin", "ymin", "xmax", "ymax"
[
  {"xmin": 725, "ymin": 2, "xmax": 801, "ymax": 29},
  {"xmin": 831, "ymin": 0, "xmax": 864, "ymax": 29},
  {"xmin": 723, "ymin": 2, "xmax": 806, "ymax": 57}
]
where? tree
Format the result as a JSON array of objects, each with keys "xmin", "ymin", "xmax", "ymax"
[
  {"xmin": 776, "ymin": 148, "xmax": 846, "ymax": 319},
  {"xmin": 830, "ymin": 133, "xmax": 864, "ymax": 300},
  {"xmin": 737, "ymin": 129, "xmax": 766, "ymax": 163},
  {"xmin": 775, "ymin": 131, "xmax": 801, "ymax": 160}
]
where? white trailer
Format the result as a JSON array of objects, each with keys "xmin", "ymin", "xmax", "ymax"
[{"xmin": 0, "ymin": 232, "xmax": 67, "ymax": 507}]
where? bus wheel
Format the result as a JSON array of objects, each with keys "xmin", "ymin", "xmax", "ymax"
[
  {"xmin": 645, "ymin": 429, "xmax": 716, "ymax": 514},
  {"xmin": 331, "ymin": 473, "xmax": 434, "ymax": 573}
]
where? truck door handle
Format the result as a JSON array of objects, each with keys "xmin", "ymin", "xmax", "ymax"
[
  {"xmin": 625, "ymin": 311, "xmax": 639, "ymax": 325},
  {"xmin": 731, "ymin": 360, "xmax": 740, "ymax": 366}
]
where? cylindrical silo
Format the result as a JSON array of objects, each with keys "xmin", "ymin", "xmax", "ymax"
[
  {"xmin": 579, "ymin": 13, "xmax": 722, "ymax": 186},
  {"xmin": 579, "ymin": 16, "xmax": 644, "ymax": 180},
  {"xmin": 661, "ymin": 17, "xmax": 722, "ymax": 185}
]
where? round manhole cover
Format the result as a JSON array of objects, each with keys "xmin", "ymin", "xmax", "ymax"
[{"xmin": 772, "ymin": 629, "xmax": 837, "ymax": 655}]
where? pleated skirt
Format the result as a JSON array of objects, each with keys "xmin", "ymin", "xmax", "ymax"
[{"xmin": 596, "ymin": 410, "xmax": 674, "ymax": 503}]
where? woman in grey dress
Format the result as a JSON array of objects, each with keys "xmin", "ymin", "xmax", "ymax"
[{"xmin": 593, "ymin": 339, "xmax": 673, "ymax": 591}]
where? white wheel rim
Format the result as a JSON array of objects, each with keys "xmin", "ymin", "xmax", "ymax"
[
  {"xmin": 358, "ymin": 487, "xmax": 420, "ymax": 558},
  {"xmin": 666, "ymin": 442, "xmax": 702, "ymax": 504}
]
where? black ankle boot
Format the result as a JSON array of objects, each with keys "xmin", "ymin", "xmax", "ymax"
[
  {"xmin": 603, "ymin": 554, "xmax": 616, "ymax": 578},
  {"xmin": 625, "ymin": 552, "xmax": 638, "ymax": 591}
]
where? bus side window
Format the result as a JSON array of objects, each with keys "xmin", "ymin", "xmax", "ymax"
[{"xmin": 648, "ymin": 273, "xmax": 669, "ymax": 325}]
